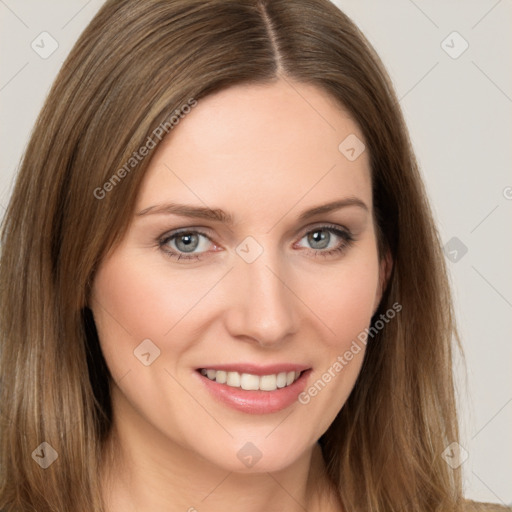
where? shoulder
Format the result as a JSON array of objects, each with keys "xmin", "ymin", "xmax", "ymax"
[{"xmin": 463, "ymin": 501, "xmax": 512, "ymax": 511}]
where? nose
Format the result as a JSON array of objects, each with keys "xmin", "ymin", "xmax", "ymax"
[{"xmin": 223, "ymin": 247, "xmax": 300, "ymax": 347}]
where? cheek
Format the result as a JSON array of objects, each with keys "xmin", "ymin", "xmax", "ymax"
[
  {"xmin": 301, "ymin": 250, "xmax": 381, "ymax": 347},
  {"xmin": 89, "ymin": 253, "xmax": 206, "ymax": 379},
  {"xmin": 293, "ymin": 246, "xmax": 380, "ymax": 427}
]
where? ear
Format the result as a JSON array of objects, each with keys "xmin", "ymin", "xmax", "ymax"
[{"xmin": 372, "ymin": 248, "xmax": 393, "ymax": 315}]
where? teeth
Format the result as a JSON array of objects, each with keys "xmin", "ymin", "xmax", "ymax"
[
  {"xmin": 240, "ymin": 373, "xmax": 260, "ymax": 391},
  {"xmin": 200, "ymin": 369, "xmax": 302, "ymax": 391},
  {"xmin": 259, "ymin": 374, "xmax": 277, "ymax": 391},
  {"xmin": 226, "ymin": 372, "xmax": 240, "ymax": 387},
  {"xmin": 276, "ymin": 372, "xmax": 287, "ymax": 388}
]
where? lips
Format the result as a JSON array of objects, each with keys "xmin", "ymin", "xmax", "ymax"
[{"xmin": 194, "ymin": 363, "xmax": 312, "ymax": 414}]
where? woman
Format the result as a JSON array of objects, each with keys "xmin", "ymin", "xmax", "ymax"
[{"xmin": 0, "ymin": 0, "xmax": 507, "ymax": 511}]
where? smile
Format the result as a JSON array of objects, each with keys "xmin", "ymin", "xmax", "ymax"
[
  {"xmin": 199, "ymin": 368, "xmax": 302, "ymax": 391},
  {"xmin": 195, "ymin": 363, "xmax": 312, "ymax": 414}
]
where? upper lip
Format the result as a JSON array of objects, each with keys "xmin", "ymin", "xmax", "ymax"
[{"xmin": 196, "ymin": 363, "xmax": 311, "ymax": 376}]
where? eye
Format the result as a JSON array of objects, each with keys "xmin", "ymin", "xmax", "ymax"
[
  {"xmin": 295, "ymin": 225, "xmax": 355, "ymax": 257},
  {"xmin": 159, "ymin": 229, "xmax": 214, "ymax": 261},
  {"xmin": 158, "ymin": 224, "xmax": 355, "ymax": 262}
]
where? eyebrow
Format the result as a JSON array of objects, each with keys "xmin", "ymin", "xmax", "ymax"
[{"xmin": 136, "ymin": 197, "xmax": 368, "ymax": 224}]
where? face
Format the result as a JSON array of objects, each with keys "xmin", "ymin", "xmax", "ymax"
[{"xmin": 90, "ymin": 79, "xmax": 387, "ymax": 473}]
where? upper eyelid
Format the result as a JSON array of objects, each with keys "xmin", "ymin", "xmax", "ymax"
[
  {"xmin": 162, "ymin": 222, "xmax": 351, "ymax": 239},
  {"xmin": 300, "ymin": 223, "xmax": 351, "ymax": 235}
]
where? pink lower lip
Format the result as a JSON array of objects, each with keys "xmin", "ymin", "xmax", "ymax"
[{"xmin": 195, "ymin": 369, "xmax": 312, "ymax": 414}]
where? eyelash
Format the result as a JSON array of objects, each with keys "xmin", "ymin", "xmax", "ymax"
[{"xmin": 157, "ymin": 224, "xmax": 355, "ymax": 262}]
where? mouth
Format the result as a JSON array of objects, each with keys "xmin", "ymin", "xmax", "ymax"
[{"xmin": 194, "ymin": 365, "xmax": 312, "ymax": 414}]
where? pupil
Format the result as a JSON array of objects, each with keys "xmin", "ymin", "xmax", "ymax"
[
  {"xmin": 309, "ymin": 230, "xmax": 329, "ymax": 249},
  {"xmin": 177, "ymin": 233, "xmax": 198, "ymax": 252}
]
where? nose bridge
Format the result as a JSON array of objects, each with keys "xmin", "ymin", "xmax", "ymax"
[{"xmin": 225, "ymin": 241, "xmax": 299, "ymax": 345}]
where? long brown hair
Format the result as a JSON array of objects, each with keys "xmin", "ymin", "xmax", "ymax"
[{"xmin": 0, "ymin": 0, "xmax": 463, "ymax": 510}]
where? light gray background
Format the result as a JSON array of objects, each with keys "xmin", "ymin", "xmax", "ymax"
[{"xmin": 0, "ymin": 0, "xmax": 510, "ymax": 505}]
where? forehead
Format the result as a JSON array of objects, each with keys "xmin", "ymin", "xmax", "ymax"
[{"xmin": 135, "ymin": 79, "xmax": 372, "ymax": 224}]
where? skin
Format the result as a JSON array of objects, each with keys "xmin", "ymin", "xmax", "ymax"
[{"xmin": 90, "ymin": 78, "xmax": 390, "ymax": 512}]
